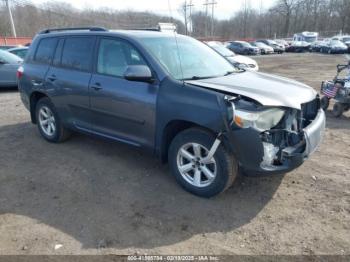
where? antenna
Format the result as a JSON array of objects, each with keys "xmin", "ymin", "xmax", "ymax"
[{"xmin": 167, "ymin": 0, "xmax": 184, "ymax": 81}]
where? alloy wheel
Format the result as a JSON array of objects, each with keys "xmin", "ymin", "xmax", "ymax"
[
  {"xmin": 176, "ymin": 142, "xmax": 217, "ymax": 188},
  {"xmin": 38, "ymin": 106, "xmax": 56, "ymax": 136}
]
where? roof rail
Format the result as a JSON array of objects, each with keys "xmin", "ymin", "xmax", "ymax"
[
  {"xmin": 128, "ymin": 28, "xmax": 160, "ymax": 32},
  {"xmin": 39, "ymin": 27, "xmax": 107, "ymax": 34}
]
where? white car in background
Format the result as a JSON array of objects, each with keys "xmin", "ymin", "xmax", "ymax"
[{"xmin": 206, "ymin": 41, "xmax": 259, "ymax": 71}]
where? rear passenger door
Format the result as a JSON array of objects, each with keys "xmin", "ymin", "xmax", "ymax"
[
  {"xmin": 45, "ymin": 36, "xmax": 96, "ymax": 129},
  {"xmin": 24, "ymin": 37, "xmax": 58, "ymax": 91},
  {"xmin": 89, "ymin": 37, "xmax": 158, "ymax": 148}
]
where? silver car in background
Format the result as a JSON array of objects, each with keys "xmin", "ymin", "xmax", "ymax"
[
  {"xmin": 206, "ymin": 41, "xmax": 259, "ymax": 71},
  {"xmin": 0, "ymin": 50, "xmax": 22, "ymax": 88}
]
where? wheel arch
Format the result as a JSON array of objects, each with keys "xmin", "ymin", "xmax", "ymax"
[
  {"xmin": 29, "ymin": 91, "xmax": 49, "ymax": 124},
  {"xmin": 159, "ymin": 120, "xmax": 217, "ymax": 163}
]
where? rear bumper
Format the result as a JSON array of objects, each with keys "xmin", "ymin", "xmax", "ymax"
[{"xmin": 226, "ymin": 109, "xmax": 326, "ymax": 176}]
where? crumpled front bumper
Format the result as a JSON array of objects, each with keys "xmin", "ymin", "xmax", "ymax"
[
  {"xmin": 303, "ymin": 109, "xmax": 326, "ymax": 156},
  {"xmin": 225, "ymin": 109, "xmax": 326, "ymax": 176}
]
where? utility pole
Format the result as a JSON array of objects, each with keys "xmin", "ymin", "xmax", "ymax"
[
  {"xmin": 183, "ymin": 0, "xmax": 194, "ymax": 36},
  {"xmin": 188, "ymin": 0, "xmax": 193, "ymax": 35},
  {"xmin": 5, "ymin": 0, "xmax": 17, "ymax": 37},
  {"xmin": 204, "ymin": 0, "xmax": 209, "ymax": 37},
  {"xmin": 183, "ymin": 0, "xmax": 188, "ymax": 35},
  {"xmin": 203, "ymin": 0, "xmax": 217, "ymax": 38}
]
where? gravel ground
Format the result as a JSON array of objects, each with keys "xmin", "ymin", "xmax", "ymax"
[{"xmin": 0, "ymin": 53, "xmax": 349, "ymax": 255}]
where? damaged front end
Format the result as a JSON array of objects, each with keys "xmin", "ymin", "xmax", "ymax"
[{"xmin": 224, "ymin": 96, "xmax": 325, "ymax": 175}]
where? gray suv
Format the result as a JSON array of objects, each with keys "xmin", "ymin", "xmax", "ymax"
[{"xmin": 18, "ymin": 27, "xmax": 325, "ymax": 197}]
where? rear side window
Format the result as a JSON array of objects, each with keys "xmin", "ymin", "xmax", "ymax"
[
  {"xmin": 34, "ymin": 38, "xmax": 58, "ymax": 64},
  {"xmin": 61, "ymin": 37, "xmax": 95, "ymax": 71},
  {"xmin": 53, "ymin": 39, "xmax": 64, "ymax": 66}
]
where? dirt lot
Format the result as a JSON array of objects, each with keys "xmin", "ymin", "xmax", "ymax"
[{"xmin": 0, "ymin": 53, "xmax": 349, "ymax": 255}]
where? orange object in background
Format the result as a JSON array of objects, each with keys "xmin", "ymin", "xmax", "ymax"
[{"xmin": 0, "ymin": 36, "xmax": 32, "ymax": 46}]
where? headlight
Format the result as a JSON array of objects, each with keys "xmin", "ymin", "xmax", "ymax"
[{"xmin": 233, "ymin": 107, "xmax": 285, "ymax": 131}]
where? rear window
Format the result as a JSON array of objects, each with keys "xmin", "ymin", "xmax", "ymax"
[
  {"xmin": 61, "ymin": 37, "xmax": 95, "ymax": 71},
  {"xmin": 34, "ymin": 38, "xmax": 58, "ymax": 64}
]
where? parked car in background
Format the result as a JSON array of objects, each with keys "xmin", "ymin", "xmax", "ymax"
[
  {"xmin": 207, "ymin": 41, "xmax": 259, "ymax": 71},
  {"xmin": 19, "ymin": 27, "xmax": 325, "ymax": 197},
  {"xmin": 256, "ymin": 39, "xmax": 284, "ymax": 54},
  {"xmin": 320, "ymin": 39, "xmax": 348, "ymax": 54},
  {"xmin": 7, "ymin": 46, "xmax": 29, "ymax": 59},
  {"xmin": 287, "ymin": 41, "xmax": 311, "ymax": 52},
  {"xmin": 0, "ymin": 45, "xmax": 17, "ymax": 50},
  {"xmin": 250, "ymin": 42, "xmax": 274, "ymax": 55},
  {"xmin": 310, "ymin": 41, "xmax": 324, "ymax": 52},
  {"xmin": 0, "ymin": 50, "xmax": 22, "ymax": 88},
  {"xmin": 226, "ymin": 41, "xmax": 260, "ymax": 55},
  {"xmin": 332, "ymin": 35, "xmax": 350, "ymax": 53},
  {"xmin": 275, "ymin": 39, "xmax": 290, "ymax": 49}
]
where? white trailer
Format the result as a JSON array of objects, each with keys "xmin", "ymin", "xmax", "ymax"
[{"xmin": 293, "ymin": 32, "xmax": 318, "ymax": 43}]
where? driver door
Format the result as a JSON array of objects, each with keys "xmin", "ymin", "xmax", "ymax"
[{"xmin": 89, "ymin": 37, "xmax": 158, "ymax": 149}]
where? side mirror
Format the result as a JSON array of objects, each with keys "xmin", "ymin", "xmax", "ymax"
[{"xmin": 124, "ymin": 65, "xmax": 153, "ymax": 83}]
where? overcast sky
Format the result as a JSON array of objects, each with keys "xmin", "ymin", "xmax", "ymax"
[{"xmin": 31, "ymin": 0, "xmax": 276, "ymax": 20}]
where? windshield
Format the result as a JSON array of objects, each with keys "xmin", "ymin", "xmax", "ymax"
[
  {"xmin": 0, "ymin": 50, "xmax": 22, "ymax": 64},
  {"xmin": 141, "ymin": 35, "xmax": 236, "ymax": 80},
  {"xmin": 331, "ymin": 40, "xmax": 346, "ymax": 46},
  {"xmin": 254, "ymin": 42, "xmax": 266, "ymax": 47},
  {"xmin": 342, "ymin": 37, "xmax": 350, "ymax": 42},
  {"xmin": 211, "ymin": 44, "xmax": 235, "ymax": 57},
  {"xmin": 304, "ymin": 36, "xmax": 317, "ymax": 43},
  {"xmin": 267, "ymin": 40, "xmax": 277, "ymax": 45},
  {"xmin": 239, "ymin": 41, "xmax": 253, "ymax": 47}
]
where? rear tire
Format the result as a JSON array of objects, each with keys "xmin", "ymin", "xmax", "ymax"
[
  {"xmin": 332, "ymin": 102, "xmax": 344, "ymax": 117},
  {"xmin": 36, "ymin": 97, "xmax": 71, "ymax": 143},
  {"xmin": 320, "ymin": 96, "xmax": 330, "ymax": 111},
  {"xmin": 168, "ymin": 128, "xmax": 238, "ymax": 198}
]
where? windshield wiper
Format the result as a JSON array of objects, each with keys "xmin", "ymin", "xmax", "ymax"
[
  {"xmin": 224, "ymin": 71, "xmax": 235, "ymax": 76},
  {"xmin": 183, "ymin": 75, "xmax": 217, "ymax": 80}
]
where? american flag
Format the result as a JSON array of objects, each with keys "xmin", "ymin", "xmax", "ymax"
[{"xmin": 322, "ymin": 82, "xmax": 339, "ymax": 98}]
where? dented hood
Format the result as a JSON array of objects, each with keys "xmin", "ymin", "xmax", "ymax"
[{"xmin": 185, "ymin": 71, "xmax": 317, "ymax": 109}]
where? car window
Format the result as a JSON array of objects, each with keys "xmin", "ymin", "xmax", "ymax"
[
  {"xmin": 97, "ymin": 38, "xmax": 146, "ymax": 77},
  {"xmin": 34, "ymin": 38, "xmax": 58, "ymax": 64},
  {"xmin": 53, "ymin": 39, "xmax": 64, "ymax": 66},
  {"xmin": 0, "ymin": 49, "xmax": 22, "ymax": 64},
  {"xmin": 61, "ymin": 37, "xmax": 95, "ymax": 71},
  {"xmin": 12, "ymin": 49, "xmax": 28, "ymax": 59}
]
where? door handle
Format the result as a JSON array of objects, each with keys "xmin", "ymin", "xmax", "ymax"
[
  {"xmin": 47, "ymin": 74, "xmax": 57, "ymax": 81},
  {"xmin": 31, "ymin": 80, "xmax": 42, "ymax": 86},
  {"xmin": 91, "ymin": 82, "xmax": 102, "ymax": 91}
]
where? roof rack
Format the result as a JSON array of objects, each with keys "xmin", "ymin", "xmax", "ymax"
[
  {"xmin": 128, "ymin": 23, "xmax": 177, "ymax": 33},
  {"xmin": 39, "ymin": 27, "xmax": 107, "ymax": 34}
]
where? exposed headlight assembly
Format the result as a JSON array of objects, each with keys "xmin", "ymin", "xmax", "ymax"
[{"xmin": 230, "ymin": 104, "xmax": 285, "ymax": 131}]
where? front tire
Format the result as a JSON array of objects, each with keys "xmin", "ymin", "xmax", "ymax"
[
  {"xmin": 332, "ymin": 102, "xmax": 344, "ymax": 117},
  {"xmin": 168, "ymin": 128, "xmax": 238, "ymax": 198},
  {"xmin": 36, "ymin": 97, "xmax": 71, "ymax": 143}
]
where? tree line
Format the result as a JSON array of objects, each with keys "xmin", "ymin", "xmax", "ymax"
[
  {"xmin": 191, "ymin": 0, "xmax": 350, "ymax": 40},
  {"xmin": 0, "ymin": 0, "xmax": 349, "ymax": 40}
]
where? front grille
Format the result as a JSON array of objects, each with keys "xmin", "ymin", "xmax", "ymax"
[{"xmin": 301, "ymin": 97, "xmax": 320, "ymax": 127}]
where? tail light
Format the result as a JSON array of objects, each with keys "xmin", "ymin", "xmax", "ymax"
[{"xmin": 17, "ymin": 66, "xmax": 24, "ymax": 79}]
